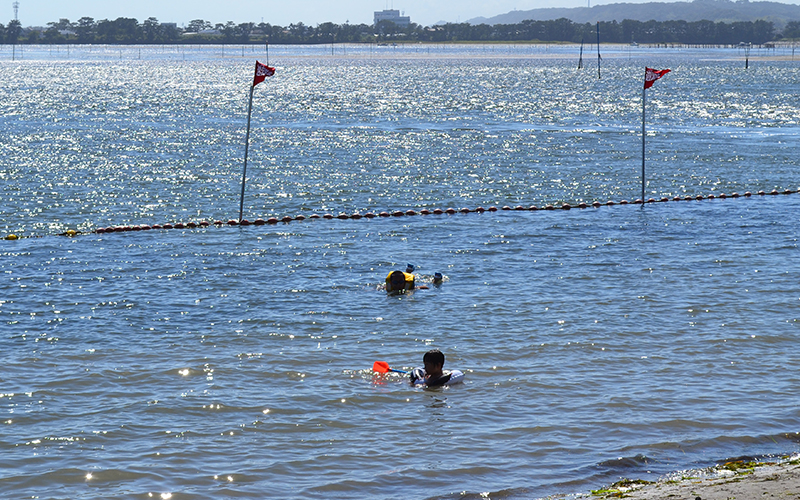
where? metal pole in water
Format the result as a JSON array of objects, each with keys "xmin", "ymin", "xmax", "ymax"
[
  {"xmin": 641, "ymin": 82, "xmax": 647, "ymax": 202},
  {"xmin": 239, "ymin": 85, "xmax": 256, "ymax": 223}
]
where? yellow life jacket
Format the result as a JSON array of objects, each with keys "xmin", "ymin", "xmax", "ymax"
[{"xmin": 386, "ymin": 270, "xmax": 415, "ymax": 292}]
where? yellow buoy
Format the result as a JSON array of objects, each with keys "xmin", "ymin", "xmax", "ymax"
[
  {"xmin": 5, "ymin": 234, "xmax": 18, "ymax": 240},
  {"xmin": 65, "ymin": 230, "xmax": 77, "ymax": 237}
]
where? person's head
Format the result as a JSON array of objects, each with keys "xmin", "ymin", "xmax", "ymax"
[
  {"xmin": 423, "ymin": 349, "xmax": 445, "ymax": 375},
  {"xmin": 433, "ymin": 272, "xmax": 443, "ymax": 284},
  {"xmin": 387, "ymin": 270, "xmax": 406, "ymax": 292}
]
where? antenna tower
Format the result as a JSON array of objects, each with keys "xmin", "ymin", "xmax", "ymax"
[{"xmin": 13, "ymin": 1, "xmax": 19, "ymax": 20}]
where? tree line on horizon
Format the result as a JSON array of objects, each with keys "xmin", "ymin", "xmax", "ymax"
[{"xmin": 1, "ymin": 16, "xmax": 798, "ymax": 46}]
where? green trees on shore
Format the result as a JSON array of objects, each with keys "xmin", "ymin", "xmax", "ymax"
[{"xmin": 2, "ymin": 16, "xmax": 795, "ymax": 45}]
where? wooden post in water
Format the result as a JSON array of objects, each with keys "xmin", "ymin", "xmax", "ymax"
[
  {"xmin": 596, "ymin": 22, "xmax": 601, "ymax": 79},
  {"xmin": 578, "ymin": 39, "xmax": 584, "ymax": 69},
  {"xmin": 745, "ymin": 43, "xmax": 751, "ymax": 69}
]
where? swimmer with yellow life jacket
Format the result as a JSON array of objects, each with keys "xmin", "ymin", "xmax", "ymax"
[{"xmin": 384, "ymin": 264, "xmax": 444, "ymax": 293}]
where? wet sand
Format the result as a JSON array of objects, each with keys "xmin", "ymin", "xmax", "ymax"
[{"xmin": 557, "ymin": 458, "xmax": 800, "ymax": 499}]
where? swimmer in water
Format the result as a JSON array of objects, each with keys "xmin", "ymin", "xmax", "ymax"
[
  {"xmin": 385, "ymin": 269, "xmax": 415, "ymax": 292},
  {"xmin": 384, "ymin": 264, "xmax": 444, "ymax": 292},
  {"xmin": 409, "ymin": 349, "xmax": 459, "ymax": 387},
  {"xmin": 386, "ymin": 263, "xmax": 428, "ymax": 292}
]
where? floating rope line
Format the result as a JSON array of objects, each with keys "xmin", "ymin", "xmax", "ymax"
[{"xmin": 3, "ymin": 189, "xmax": 798, "ymax": 240}]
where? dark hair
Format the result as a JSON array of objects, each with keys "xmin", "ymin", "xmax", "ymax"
[
  {"xmin": 388, "ymin": 270, "xmax": 406, "ymax": 291},
  {"xmin": 423, "ymin": 349, "xmax": 445, "ymax": 366}
]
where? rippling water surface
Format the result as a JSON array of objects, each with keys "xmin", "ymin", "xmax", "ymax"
[{"xmin": 1, "ymin": 44, "xmax": 800, "ymax": 499}]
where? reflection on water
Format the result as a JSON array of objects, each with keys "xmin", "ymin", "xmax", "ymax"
[{"xmin": 1, "ymin": 45, "xmax": 799, "ymax": 500}]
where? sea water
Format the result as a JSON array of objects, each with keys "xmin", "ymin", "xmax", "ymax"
[{"xmin": 1, "ymin": 43, "xmax": 799, "ymax": 499}]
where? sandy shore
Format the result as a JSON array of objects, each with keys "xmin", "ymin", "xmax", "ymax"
[{"xmin": 555, "ymin": 457, "xmax": 800, "ymax": 500}]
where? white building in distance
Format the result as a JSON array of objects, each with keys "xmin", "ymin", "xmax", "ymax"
[{"xmin": 373, "ymin": 9, "xmax": 411, "ymax": 27}]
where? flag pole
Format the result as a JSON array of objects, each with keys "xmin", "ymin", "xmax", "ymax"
[
  {"xmin": 238, "ymin": 60, "xmax": 275, "ymax": 222},
  {"xmin": 641, "ymin": 67, "xmax": 669, "ymax": 203},
  {"xmin": 641, "ymin": 79, "xmax": 646, "ymax": 202},
  {"xmin": 239, "ymin": 84, "xmax": 255, "ymax": 223}
]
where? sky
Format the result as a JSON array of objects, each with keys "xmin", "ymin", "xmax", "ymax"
[{"xmin": 11, "ymin": 0, "xmax": 800, "ymax": 28}]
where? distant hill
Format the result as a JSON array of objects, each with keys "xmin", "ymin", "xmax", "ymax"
[{"xmin": 467, "ymin": 0, "xmax": 800, "ymax": 29}]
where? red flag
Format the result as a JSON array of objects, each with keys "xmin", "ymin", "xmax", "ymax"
[
  {"xmin": 644, "ymin": 67, "xmax": 670, "ymax": 89},
  {"xmin": 253, "ymin": 60, "xmax": 275, "ymax": 86}
]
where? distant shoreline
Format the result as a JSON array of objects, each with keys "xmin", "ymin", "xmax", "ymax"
[
  {"xmin": 2, "ymin": 40, "xmax": 795, "ymax": 48},
  {"xmin": 7, "ymin": 16, "xmax": 795, "ymax": 46}
]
